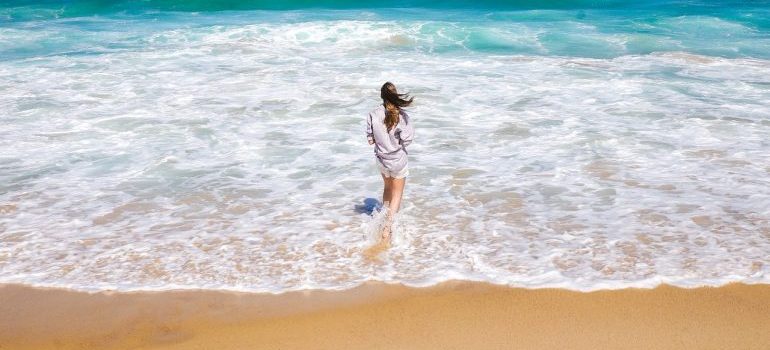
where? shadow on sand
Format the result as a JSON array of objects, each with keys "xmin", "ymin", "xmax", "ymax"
[{"xmin": 354, "ymin": 197, "xmax": 381, "ymax": 215}]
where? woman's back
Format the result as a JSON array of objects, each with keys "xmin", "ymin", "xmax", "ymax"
[{"xmin": 367, "ymin": 104, "xmax": 414, "ymax": 157}]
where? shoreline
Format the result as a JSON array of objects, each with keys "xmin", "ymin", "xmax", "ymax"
[{"xmin": 2, "ymin": 281, "xmax": 770, "ymax": 349}]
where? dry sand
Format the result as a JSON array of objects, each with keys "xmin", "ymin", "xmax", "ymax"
[{"xmin": 1, "ymin": 281, "xmax": 769, "ymax": 350}]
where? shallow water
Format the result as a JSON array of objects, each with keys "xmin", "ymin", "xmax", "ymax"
[{"xmin": 1, "ymin": 2, "xmax": 769, "ymax": 292}]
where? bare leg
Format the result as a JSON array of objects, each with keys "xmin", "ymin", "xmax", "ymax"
[
  {"xmin": 379, "ymin": 174, "xmax": 394, "ymax": 242},
  {"xmin": 381, "ymin": 177, "xmax": 405, "ymax": 243},
  {"xmin": 388, "ymin": 177, "xmax": 406, "ymax": 214},
  {"xmin": 381, "ymin": 173, "xmax": 392, "ymax": 208}
]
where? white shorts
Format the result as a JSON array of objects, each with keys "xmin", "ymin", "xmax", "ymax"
[{"xmin": 377, "ymin": 160, "xmax": 409, "ymax": 179}]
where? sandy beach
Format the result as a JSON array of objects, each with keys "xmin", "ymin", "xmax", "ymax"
[
  {"xmin": 2, "ymin": 281, "xmax": 769, "ymax": 350},
  {"xmin": 3, "ymin": 2, "xmax": 769, "ymax": 350}
]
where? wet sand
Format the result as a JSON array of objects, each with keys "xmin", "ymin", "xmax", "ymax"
[{"xmin": 1, "ymin": 281, "xmax": 769, "ymax": 350}]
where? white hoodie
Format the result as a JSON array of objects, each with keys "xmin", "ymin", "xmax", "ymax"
[{"xmin": 365, "ymin": 104, "xmax": 414, "ymax": 173}]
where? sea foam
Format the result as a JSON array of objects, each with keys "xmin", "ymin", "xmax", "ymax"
[{"xmin": 0, "ymin": 8, "xmax": 769, "ymax": 293}]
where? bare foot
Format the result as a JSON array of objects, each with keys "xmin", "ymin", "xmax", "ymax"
[{"xmin": 380, "ymin": 220, "xmax": 392, "ymax": 244}]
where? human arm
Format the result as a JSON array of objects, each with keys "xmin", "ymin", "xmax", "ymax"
[{"xmin": 396, "ymin": 112, "xmax": 414, "ymax": 148}]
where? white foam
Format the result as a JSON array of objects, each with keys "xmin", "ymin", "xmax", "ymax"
[{"xmin": 0, "ymin": 18, "xmax": 769, "ymax": 294}]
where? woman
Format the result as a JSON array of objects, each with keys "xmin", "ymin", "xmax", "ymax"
[{"xmin": 366, "ymin": 82, "xmax": 414, "ymax": 242}]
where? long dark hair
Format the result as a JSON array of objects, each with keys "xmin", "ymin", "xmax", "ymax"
[{"xmin": 380, "ymin": 82, "xmax": 413, "ymax": 132}]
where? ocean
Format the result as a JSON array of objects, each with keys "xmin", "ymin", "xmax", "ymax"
[{"xmin": 1, "ymin": 0, "xmax": 769, "ymax": 293}]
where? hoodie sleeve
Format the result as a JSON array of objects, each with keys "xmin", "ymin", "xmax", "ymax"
[
  {"xmin": 366, "ymin": 111, "xmax": 374, "ymax": 144},
  {"xmin": 397, "ymin": 111, "xmax": 414, "ymax": 148}
]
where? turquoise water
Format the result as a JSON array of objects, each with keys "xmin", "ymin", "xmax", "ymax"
[
  {"xmin": 1, "ymin": 1, "xmax": 769, "ymax": 292},
  {"xmin": 2, "ymin": 1, "xmax": 770, "ymax": 60}
]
